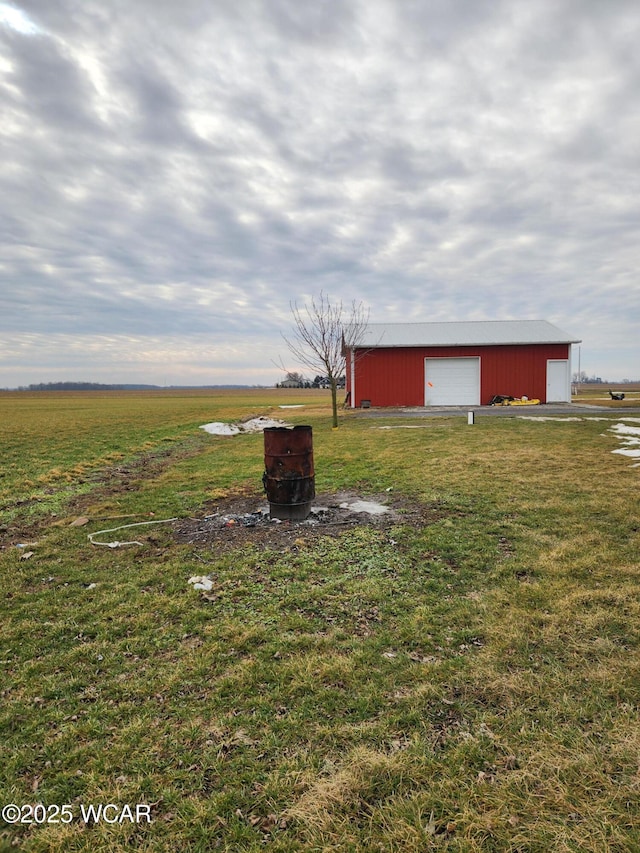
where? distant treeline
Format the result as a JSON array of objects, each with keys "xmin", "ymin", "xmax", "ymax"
[
  {"xmin": 18, "ymin": 382, "xmax": 126, "ymax": 391},
  {"xmin": 12, "ymin": 382, "xmax": 257, "ymax": 392}
]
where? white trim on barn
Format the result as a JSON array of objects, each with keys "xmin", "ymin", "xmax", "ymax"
[
  {"xmin": 424, "ymin": 357, "xmax": 481, "ymax": 406},
  {"xmin": 350, "ymin": 349, "xmax": 356, "ymax": 407}
]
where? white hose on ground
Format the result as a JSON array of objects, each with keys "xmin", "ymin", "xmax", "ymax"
[{"xmin": 87, "ymin": 517, "xmax": 178, "ymax": 548}]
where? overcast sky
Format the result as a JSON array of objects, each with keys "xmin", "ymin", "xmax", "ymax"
[{"xmin": 1, "ymin": 0, "xmax": 638, "ymax": 387}]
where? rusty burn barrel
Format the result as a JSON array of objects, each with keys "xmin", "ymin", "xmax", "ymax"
[{"xmin": 263, "ymin": 425, "xmax": 315, "ymax": 520}]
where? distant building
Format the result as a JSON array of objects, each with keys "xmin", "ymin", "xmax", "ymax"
[{"xmin": 343, "ymin": 320, "xmax": 581, "ymax": 407}]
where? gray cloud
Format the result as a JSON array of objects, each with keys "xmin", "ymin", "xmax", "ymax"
[{"xmin": 1, "ymin": 0, "xmax": 639, "ymax": 385}]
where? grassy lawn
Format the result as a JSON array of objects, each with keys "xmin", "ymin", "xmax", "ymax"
[
  {"xmin": 572, "ymin": 385, "xmax": 640, "ymax": 409},
  {"xmin": 1, "ymin": 390, "xmax": 639, "ymax": 852}
]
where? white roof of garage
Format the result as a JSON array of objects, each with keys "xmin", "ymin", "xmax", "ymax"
[{"xmin": 344, "ymin": 319, "xmax": 581, "ymax": 348}]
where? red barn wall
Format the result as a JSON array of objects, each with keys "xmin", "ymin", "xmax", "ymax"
[{"xmin": 348, "ymin": 344, "xmax": 570, "ymax": 407}]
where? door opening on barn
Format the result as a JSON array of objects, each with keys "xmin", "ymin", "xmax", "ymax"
[
  {"xmin": 546, "ymin": 359, "xmax": 570, "ymax": 402},
  {"xmin": 425, "ymin": 357, "xmax": 480, "ymax": 406}
]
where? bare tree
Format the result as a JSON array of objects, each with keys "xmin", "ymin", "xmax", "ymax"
[{"xmin": 282, "ymin": 292, "xmax": 369, "ymax": 428}]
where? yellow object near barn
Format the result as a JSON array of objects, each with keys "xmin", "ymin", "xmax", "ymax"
[
  {"xmin": 489, "ymin": 395, "xmax": 542, "ymax": 406},
  {"xmin": 505, "ymin": 397, "xmax": 541, "ymax": 406}
]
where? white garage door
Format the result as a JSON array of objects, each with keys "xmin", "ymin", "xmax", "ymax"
[{"xmin": 425, "ymin": 357, "xmax": 480, "ymax": 406}]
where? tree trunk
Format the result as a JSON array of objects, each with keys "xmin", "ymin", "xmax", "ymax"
[{"xmin": 330, "ymin": 378, "xmax": 338, "ymax": 428}]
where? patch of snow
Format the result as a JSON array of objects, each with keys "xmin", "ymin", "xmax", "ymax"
[
  {"xmin": 517, "ymin": 416, "xmax": 584, "ymax": 422},
  {"xmin": 200, "ymin": 417, "xmax": 289, "ymax": 435},
  {"xmin": 375, "ymin": 425, "xmax": 436, "ymax": 429},
  {"xmin": 610, "ymin": 423, "xmax": 640, "ymax": 437},
  {"xmin": 608, "ymin": 422, "xmax": 640, "ymax": 466},
  {"xmin": 200, "ymin": 422, "xmax": 241, "ymax": 435},
  {"xmin": 240, "ymin": 417, "xmax": 289, "ymax": 432},
  {"xmin": 339, "ymin": 499, "xmax": 389, "ymax": 515}
]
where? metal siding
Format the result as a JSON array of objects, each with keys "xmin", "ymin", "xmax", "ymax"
[
  {"xmin": 480, "ymin": 344, "xmax": 570, "ymax": 403},
  {"xmin": 351, "ymin": 343, "xmax": 571, "ymax": 406},
  {"xmin": 353, "ymin": 348, "xmax": 424, "ymax": 407}
]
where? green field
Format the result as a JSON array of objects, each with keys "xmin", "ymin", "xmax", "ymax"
[{"xmin": 1, "ymin": 389, "xmax": 639, "ymax": 852}]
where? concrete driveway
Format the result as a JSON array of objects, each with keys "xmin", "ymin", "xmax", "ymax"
[{"xmin": 353, "ymin": 403, "xmax": 640, "ymax": 419}]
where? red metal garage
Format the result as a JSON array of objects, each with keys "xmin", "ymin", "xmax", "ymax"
[{"xmin": 344, "ymin": 320, "xmax": 581, "ymax": 408}]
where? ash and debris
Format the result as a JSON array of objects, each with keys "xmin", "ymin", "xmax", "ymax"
[{"xmin": 174, "ymin": 490, "xmax": 428, "ymax": 552}]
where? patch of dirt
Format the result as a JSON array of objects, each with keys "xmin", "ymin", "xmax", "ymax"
[
  {"xmin": 77, "ymin": 438, "xmax": 206, "ymax": 501},
  {"xmin": 174, "ymin": 489, "xmax": 433, "ymax": 553},
  {"xmin": 0, "ymin": 438, "xmax": 207, "ymax": 548}
]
